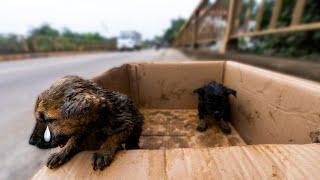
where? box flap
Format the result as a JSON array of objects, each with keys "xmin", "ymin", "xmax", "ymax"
[{"xmin": 33, "ymin": 144, "xmax": 320, "ymax": 180}]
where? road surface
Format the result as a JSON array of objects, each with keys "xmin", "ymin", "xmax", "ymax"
[{"xmin": 0, "ymin": 49, "xmax": 191, "ymax": 180}]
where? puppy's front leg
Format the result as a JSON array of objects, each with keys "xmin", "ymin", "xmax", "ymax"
[
  {"xmin": 197, "ymin": 101, "xmax": 207, "ymax": 132},
  {"xmin": 92, "ymin": 130, "xmax": 130, "ymax": 170},
  {"xmin": 47, "ymin": 136, "xmax": 80, "ymax": 169},
  {"xmin": 219, "ymin": 112, "xmax": 231, "ymax": 134}
]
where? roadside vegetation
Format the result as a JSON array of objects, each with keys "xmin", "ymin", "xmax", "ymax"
[
  {"xmin": 163, "ymin": 18, "xmax": 186, "ymax": 44},
  {"xmin": 242, "ymin": 0, "xmax": 320, "ymax": 61},
  {"xmin": 0, "ymin": 24, "xmax": 116, "ymax": 54},
  {"xmin": 145, "ymin": 18, "xmax": 186, "ymax": 47}
]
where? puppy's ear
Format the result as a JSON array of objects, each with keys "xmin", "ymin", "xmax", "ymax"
[
  {"xmin": 61, "ymin": 92, "xmax": 112, "ymax": 118},
  {"xmin": 193, "ymin": 88, "xmax": 204, "ymax": 95},
  {"xmin": 226, "ymin": 88, "xmax": 237, "ymax": 97},
  {"xmin": 61, "ymin": 94, "xmax": 91, "ymax": 118}
]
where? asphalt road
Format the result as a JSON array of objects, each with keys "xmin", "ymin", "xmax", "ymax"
[{"xmin": 0, "ymin": 49, "xmax": 190, "ymax": 180}]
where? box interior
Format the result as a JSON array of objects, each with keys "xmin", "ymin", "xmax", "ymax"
[
  {"xmin": 92, "ymin": 61, "xmax": 320, "ymax": 149},
  {"xmin": 139, "ymin": 109, "xmax": 246, "ymax": 149}
]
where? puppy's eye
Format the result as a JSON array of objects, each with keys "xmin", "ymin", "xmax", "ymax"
[
  {"xmin": 46, "ymin": 118, "xmax": 57, "ymax": 123},
  {"xmin": 39, "ymin": 112, "xmax": 45, "ymax": 122}
]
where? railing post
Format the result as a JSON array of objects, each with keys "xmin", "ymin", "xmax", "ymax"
[
  {"xmin": 219, "ymin": 0, "xmax": 237, "ymax": 54},
  {"xmin": 269, "ymin": 0, "xmax": 283, "ymax": 29},
  {"xmin": 291, "ymin": 0, "xmax": 306, "ymax": 26},
  {"xmin": 233, "ymin": 0, "xmax": 243, "ymax": 35},
  {"xmin": 192, "ymin": 12, "xmax": 199, "ymax": 49}
]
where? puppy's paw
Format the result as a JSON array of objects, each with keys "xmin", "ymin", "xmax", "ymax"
[
  {"xmin": 219, "ymin": 120, "xmax": 231, "ymax": 134},
  {"xmin": 197, "ymin": 125, "xmax": 207, "ymax": 132},
  {"xmin": 47, "ymin": 152, "xmax": 68, "ymax": 169},
  {"xmin": 92, "ymin": 152, "xmax": 113, "ymax": 171}
]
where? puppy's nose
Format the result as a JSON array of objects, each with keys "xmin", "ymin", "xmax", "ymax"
[
  {"xmin": 29, "ymin": 137, "xmax": 38, "ymax": 145},
  {"xmin": 213, "ymin": 111, "xmax": 221, "ymax": 118}
]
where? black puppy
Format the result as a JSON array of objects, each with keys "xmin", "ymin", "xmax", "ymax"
[{"xmin": 193, "ymin": 81, "xmax": 236, "ymax": 134}]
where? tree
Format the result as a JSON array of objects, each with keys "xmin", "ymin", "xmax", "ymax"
[
  {"xmin": 62, "ymin": 28, "xmax": 106, "ymax": 41},
  {"xmin": 163, "ymin": 18, "xmax": 186, "ymax": 44},
  {"xmin": 79, "ymin": 33, "xmax": 105, "ymax": 41},
  {"xmin": 29, "ymin": 24, "xmax": 60, "ymax": 37},
  {"xmin": 62, "ymin": 28, "xmax": 79, "ymax": 39},
  {"xmin": 0, "ymin": 24, "xmax": 118, "ymax": 54},
  {"xmin": 247, "ymin": 0, "xmax": 320, "ymax": 61}
]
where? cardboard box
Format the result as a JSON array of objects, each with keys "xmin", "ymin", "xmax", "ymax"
[{"xmin": 33, "ymin": 61, "xmax": 320, "ymax": 179}]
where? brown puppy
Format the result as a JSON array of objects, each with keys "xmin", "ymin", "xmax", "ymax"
[{"xmin": 29, "ymin": 76, "xmax": 143, "ymax": 170}]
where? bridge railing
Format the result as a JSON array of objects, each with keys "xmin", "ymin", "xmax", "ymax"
[{"xmin": 173, "ymin": 0, "xmax": 320, "ymax": 53}]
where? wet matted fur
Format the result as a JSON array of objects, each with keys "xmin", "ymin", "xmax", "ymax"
[
  {"xmin": 29, "ymin": 75, "xmax": 143, "ymax": 170},
  {"xmin": 194, "ymin": 81, "xmax": 236, "ymax": 134}
]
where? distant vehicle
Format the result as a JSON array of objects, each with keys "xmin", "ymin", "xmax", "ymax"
[{"xmin": 117, "ymin": 31, "xmax": 142, "ymax": 51}]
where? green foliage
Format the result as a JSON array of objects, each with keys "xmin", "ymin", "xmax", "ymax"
[
  {"xmin": 246, "ymin": 0, "xmax": 320, "ymax": 61},
  {"xmin": 142, "ymin": 39, "xmax": 153, "ymax": 48},
  {"xmin": 29, "ymin": 24, "xmax": 60, "ymax": 37},
  {"xmin": 153, "ymin": 35, "xmax": 164, "ymax": 44},
  {"xmin": 61, "ymin": 28, "xmax": 79, "ymax": 39},
  {"xmin": 0, "ymin": 34, "xmax": 29, "ymax": 54},
  {"xmin": 260, "ymin": 0, "xmax": 274, "ymax": 30},
  {"xmin": 163, "ymin": 18, "xmax": 186, "ymax": 44},
  {"xmin": 239, "ymin": 0, "xmax": 257, "ymax": 26},
  {"xmin": 62, "ymin": 28, "xmax": 106, "ymax": 41},
  {"xmin": 0, "ymin": 24, "xmax": 116, "ymax": 54}
]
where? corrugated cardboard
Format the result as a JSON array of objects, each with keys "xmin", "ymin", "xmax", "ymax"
[
  {"xmin": 33, "ymin": 61, "xmax": 320, "ymax": 179},
  {"xmin": 224, "ymin": 61, "xmax": 320, "ymax": 144},
  {"xmin": 129, "ymin": 61, "xmax": 224, "ymax": 109},
  {"xmin": 33, "ymin": 144, "xmax": 320, "ymax": 180},
  {"xmin": 92, "ymin": 64, "xmax": 131, "ymax": 96}
]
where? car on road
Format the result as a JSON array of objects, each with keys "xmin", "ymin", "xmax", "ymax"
[{"xmin": 117, "ymin": 31, "xmax": 142, "ymax": 51}]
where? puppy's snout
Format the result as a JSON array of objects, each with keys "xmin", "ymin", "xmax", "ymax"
[{"xmin": 29, "ymin": 136, "xmax": 39, "ymax": 145}]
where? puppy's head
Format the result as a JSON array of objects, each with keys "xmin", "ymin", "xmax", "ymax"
[
  {"xmin": 29, "ymin": 76, "xmax": 111, "ymax": 149},
  {"xmin": 194, "ymin": 81, "xmax": 236, "ymax": 119}
]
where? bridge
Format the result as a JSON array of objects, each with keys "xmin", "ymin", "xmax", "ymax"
[{"xmin": 174, "ymin": 0, "xmax": 320, "ymax": 53}]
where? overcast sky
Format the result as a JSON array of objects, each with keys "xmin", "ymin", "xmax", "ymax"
[{"xmin": 0, "ymin": 0, "xmax": 199, "ymax": 39}]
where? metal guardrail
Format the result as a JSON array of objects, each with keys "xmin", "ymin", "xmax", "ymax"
[{"xmin": 173, "ymin": 0, "xmax": 320, "ymax": 53}]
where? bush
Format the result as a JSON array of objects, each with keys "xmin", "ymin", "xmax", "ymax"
[
  {"xmin": 0, "ymin": 24, "xmax": 116, "ymax": 54},
  {"xmin": 245, "ymin": 0, "xmax": 320, "ymax": 61}
]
